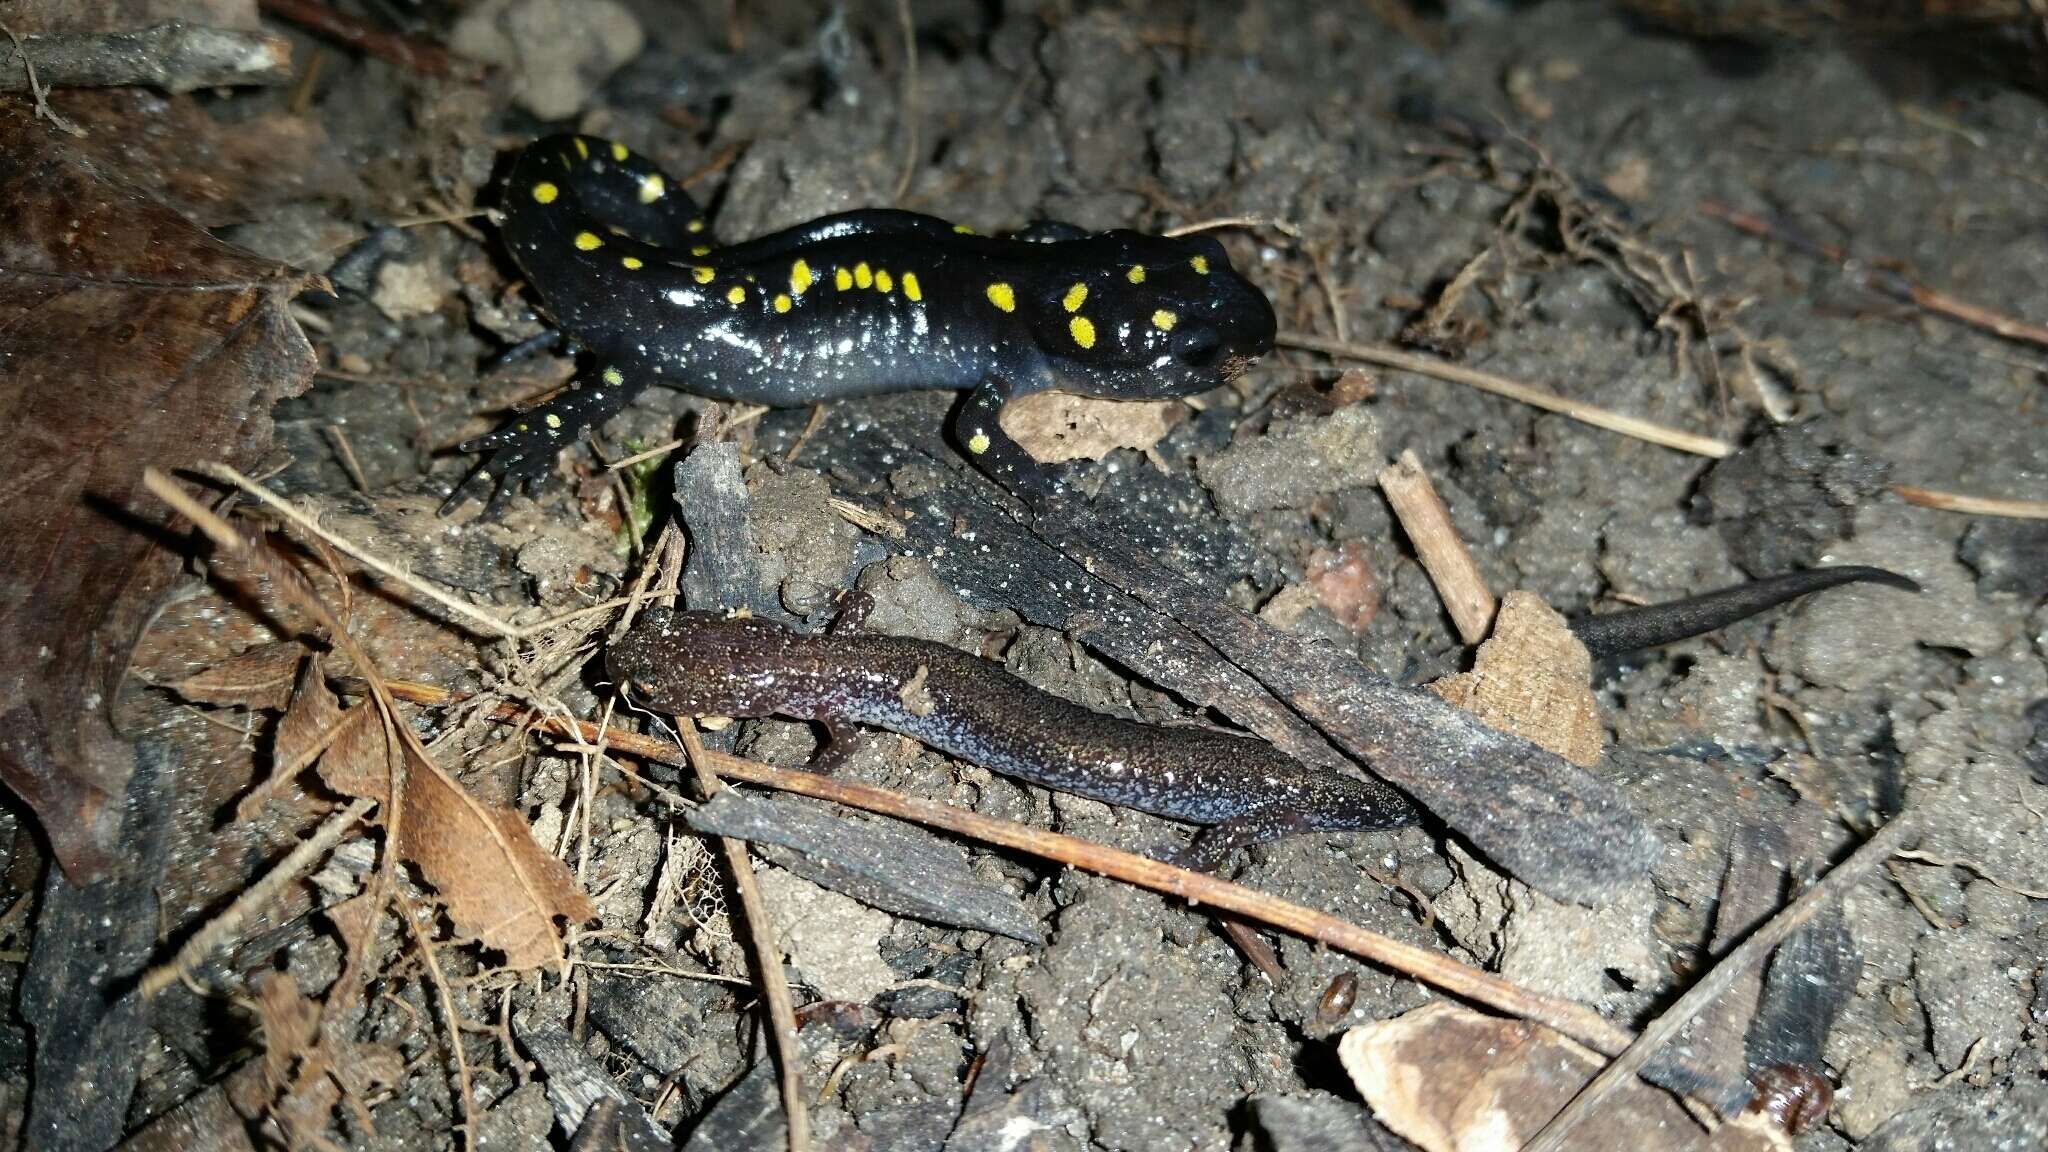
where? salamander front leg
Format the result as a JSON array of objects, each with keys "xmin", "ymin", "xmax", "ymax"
[
  {"xmin": 441, "ymin": 364, "xmax": 645, "ymax": 518},
  {"xmin": 954, "ymin": 376, "xmax": 1072, "ymax": 510}
]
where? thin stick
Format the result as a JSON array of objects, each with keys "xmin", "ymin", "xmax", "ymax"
[
  {"xmin": 1892, "ymin": 484, "xmax": 2048, "ymax": 521},
  {"xmin": 200, "ymin": 463, "xmax": 520, "ymax": 639},
  {"xmin": 1520, "ymin": 809, "xmax": 1918, "ymax": 1152},
  {"xmin": 1283, "ymin": 333, "xmax": 2047, "ymax": 519},
  {"xmin": 402, "ymin": 891, "xmax": 478, "ymax": 1152},
  {"xmin": 1378, "ymin": 449, "xmax": 1496, "ymax": 644},
  {"xmin": 675, "ymin": 719, "xmax": 812, "ymax": 1152},
  {"xmin": 324, "ymin": 425, "xmax": 371, "ymax": 495},
  {"xmin": 1701, "ymin": 199, "xmax": 2048, "ymax": 350},
  {"xmin": 139, "ymin": 798, "xmax": 377, "ymax": 997},
  {"xmin": 1277, "ymin": 331, "xmax": 1737, "ymax": 458},
  {"xmin": 891, "ymin": 0, "xmax": 919, "ymax": 204},
  {"xmin": 1163, "ymin": 215, "xmax": 1302, "ymax": 239}
]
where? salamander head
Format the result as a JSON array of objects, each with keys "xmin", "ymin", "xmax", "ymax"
[
  {"xmin": 1026, "ymin": 230, "xmax": 1276, "ymax": 400},
  {"xmin": 607, "ymin": 609, "xmax": 814, "ymax": 718}
]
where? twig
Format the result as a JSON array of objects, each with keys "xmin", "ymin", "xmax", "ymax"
[
  {"xmin": 891, "ymin": 0, "xmax": 919, "ymax": 203},
  {"xmin": 324, "ymin": 425, "xmax": 371, "ymax": 495},
  {"xmin": 200, "ymin": 463, "xmax": 520, "ymax": 639},
  {"xmin": 1, "ymin": 22, "xmax": 84, "ymax": 135},
  {"xmin": 257, "ymin": 0, "xmax": 476, "ymax": 79},
  {"xmin": 139, "ymin": 798, "xmax": 377, "ymax": 997},
  {"xmin": 1892, "ymin": 485, "xmax": 2048, "ymax": 521},
  {"xmin": 401, "ymin": 891, "xmax": 478, "ymax": 1152},
  {"xmin": 1701, "ymin": 199, "xmax": 2048, "ymax": 350},
  {"xmin": 606, "ymin": 438, "xmax": 684, "ymax": 472},
  {"xmin": 674, "ymin": 718, "xmax": 812, "ymax": 1152},
  {"xmin": 1378, "ymin": 450, "xmax": 1495, "ymax": 644},
  {"xmin": 1163, "ymin": 215, "xmax": 1302, "ymax": 240},
  {"xmin": 1520, "ymin": 808, "xmax": 1918, "ymax": 1152},
  {"xmin": 1277, "ymin": 331, "xmax": 1737, "ymax": 457},
  {"xmin": 1283, "ymin": 332, "xmax": 2048, "ymax": 519},
  {"xmin": 785, "ymin": 404, "xmax": 828, "ymax": 464}
]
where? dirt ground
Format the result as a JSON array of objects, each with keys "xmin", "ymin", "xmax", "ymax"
[{"xmin": 9, "ymin": 1, "xmax": 2047, "ymax": 1149}]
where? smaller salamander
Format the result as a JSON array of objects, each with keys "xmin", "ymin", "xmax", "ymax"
[
  {"xmin": 606, "ymin": 603, "xmax": 1417, "ymax": 870},
  {"xmin": 1568, "ymin": 565, "xmax": 1919, "ymax": 659}
]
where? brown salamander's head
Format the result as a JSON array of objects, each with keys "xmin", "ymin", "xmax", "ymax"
[{"xmin": 606, "ymin": 609, "xmax": 814, "ymax": 719}]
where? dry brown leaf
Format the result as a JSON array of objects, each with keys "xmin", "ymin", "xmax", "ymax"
[
  {"xmin": 299, "ymin": 695, "xmax": 593, "ymax": 969},
  {"xmin": 1340, "ymin": 1002, "xmax": 1790, "ymax": 1152},
  {"xmin": 169, "ymin": 642, "xmax": 306, "ymax": 711},
  {"xmin": 1429, "ymin": 590, "xmax": 1604, "ymax": 767}
]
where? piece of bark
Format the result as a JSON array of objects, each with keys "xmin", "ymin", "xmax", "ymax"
[
  {"xmin": 820, "ymin": 410, "xmax": 1655, "ymax": 904},
  {"xmin": 674, "ymin": 443, "xmax": 791, "ymax": 622},
  {"xmin": 0, "ymin": 23, "xmax": 292, "ymax": 93},
  {"xmin": 1036, "ymin": 506, "xmax": 1657, "ymax": 905},
  {"xmin": 1000, "ymin": 390, "xmax": 1178, "ymax": 464},
  {"xmin": 687, "ymin": 791, "xmax": 1043, "ymax": 943},
  {"xmin": 1429, "ymin": 591, "xmax": 1604, "ymax": 768},
  {"xmin": 21, "ymin": 741, "xmax": 172, "ymax": 1152},
  {"xmin": 1659, "ymin": 819, "xmax": 1788, "ymax": 1117},
  {"xmin": 514, "ymin": 1011, "xmax": 670, "ymax": 1145}
]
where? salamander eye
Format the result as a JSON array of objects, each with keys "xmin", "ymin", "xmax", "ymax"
[{"xmin": 1174, "ymin": 326, "xmax": 1223, "ymax": 369}]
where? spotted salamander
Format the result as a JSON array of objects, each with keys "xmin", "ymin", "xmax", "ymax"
[
  {"xmin": 606, "ymin": 602, "xmax": 1417, "ymax": 871},
  {"xmin": 445, "ymin": 134, "xmax": 1276, "ymax": 513}
]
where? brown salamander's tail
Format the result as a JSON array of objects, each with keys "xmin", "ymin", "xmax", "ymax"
[{"xmin": 1569, "ymin": 566, "xmax": 1921, "ymax": 661}]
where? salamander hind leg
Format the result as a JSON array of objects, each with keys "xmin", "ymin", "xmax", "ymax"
[{"xmin": 442, "ymin": 365, "xmax": 646, "ymax": 517}]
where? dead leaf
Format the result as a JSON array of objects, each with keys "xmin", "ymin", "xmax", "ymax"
[
  {"xmin": 1001, "ymin": 390, "xmax": 1179, "ymax": 464},
  {"xmin": 1340, "ymin": 1002, "xmax": 1790, "ymax": 1152},
  {"xmin": 0, "ymin": 102, "xmax": 318, "ymax": 879},
  {"xmin": 169, "ymin": 642, "xmax": 305, "ymax": 711},
  {"xmin": 271, "ymin": 668, "xmax": 592, "ymax": 969},
  {"xmin": 1430, "ymin": 591, "xmax": 1604, "ymax": 767}
]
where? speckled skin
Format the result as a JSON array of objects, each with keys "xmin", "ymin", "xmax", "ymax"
[
  {"xmin": 607, "ymin": 609, "xmax": 1416, "ymax": 870},
  {"xmin": 448, "ymin": 133, "xmax": 1276, "ymax": 511}
]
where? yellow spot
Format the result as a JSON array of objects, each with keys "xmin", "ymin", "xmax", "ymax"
[
  {"xmin": 790, "ymin": 259, "xmax": 814, "ymax": 295},
  {"xmin": 875, "ymin": 269, "xmax": 894, "ymax": 293},
  {"xmin": 1069, "ymin": 315, "xmax": 1096, "ymax": 348},
  {"xmin": 691, "ymin": 245, "xmax": 711, "ymax": 256},
  {"xmin": 638, "ymin": 174, "xmax": 665, "ymax": 204},
  {"xmin": 532, "ymin": 181, "xmax": 559, "ymax": 204},
  {"xmin": 574, "ymin": 231, "xmax": 603, "ymax": 251},
  {"xmin": 687, "ymin": 218, "xmax": 706, "ymax": 233},
  {"xmin": 901, "ymin": 272, "xmax": 922, "ymax": 302},
  {"xmin": 1126, "ymin": 264, "xmax": 1145, "ymax": 284},
  {"xmin": 835, "ymin": 266, "xmax": 853, "ymax": 291},
  {"xmin": 602, "ymin": 367, "xmax": 624, "ymax": 385},
  {"xmin": 773, "ymin": 293, "xmax": 792, "ymax": 313},
  {"xmin": 1191, "ymin": 254, "xmax": 1210, "ymax": 274},
  {"xmin": 693, "ymin": 266, "xmax": 715, "ymax": 284},
  {"xmin": 545, "ymin": 413, "xmax": 562, "ymax": 429},
  {"xmin": 855, "ymin": 261, "xmax": 873, "ymax": 289},
  {"xmin": 1152, "ymin": 309, "xmax": 1177, "ymax": 331},
  {"xmin": 622, "ymin": 256, "xmax": 643, "ymax": 270},
  {"xmin": 967, "ymin": 432, "xmax": 991, "ymax": 454},
  {"xmin": 985, "ymin": 282, "xmax": 1015, "ymax": 312},
  {"xmin": 952, "ymin": 223, "xmax": 976, "ymax": 234},
  {"xmin": 573, "ymin": 138, "xmax": 589, "ymax": 159},
  {"xmin": 1062, "ymin": 283, "xmax": 1088, "ymax": 312},
  {"xmin": 611, "ymin": 141, "xmax": 629, "ymax": 161},
  {"xmin": 727, "ymin": 285, "xmax": 746, "ymax": 304}
]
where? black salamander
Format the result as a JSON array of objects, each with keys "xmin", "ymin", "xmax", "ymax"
[
  {"xmin": 446, "ymin": 133, "xmax": 1276, "ymax": 513},
  {"xmin": 607, "ymin": 603, "xmax": 1417, "ymax": 871}
]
